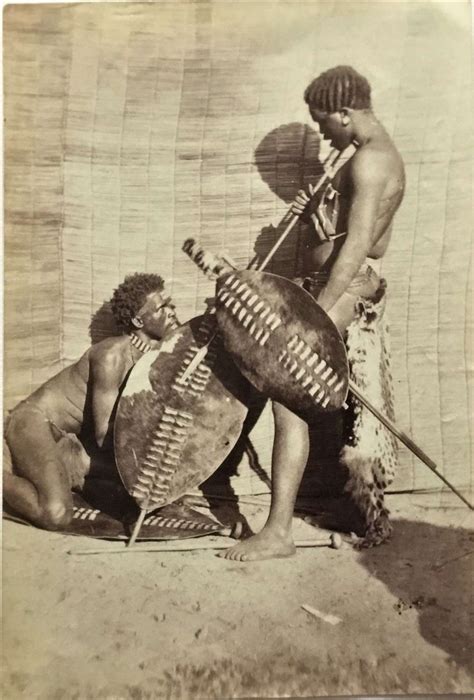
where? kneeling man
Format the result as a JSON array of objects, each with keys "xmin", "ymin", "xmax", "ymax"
[{"xmin": 4, "ymin": 273, "xmax": 179, "ymax": 531}]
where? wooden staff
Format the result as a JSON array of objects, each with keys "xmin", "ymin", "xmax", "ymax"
[{"xmin": 68, "ymin": 532, "xmax": 342, "ymax": 556}]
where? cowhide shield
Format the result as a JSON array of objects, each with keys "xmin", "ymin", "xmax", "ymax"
[
  {"xmin": 215, "ymin": 270, "xmax": 349, "ymax": 415},
  {"xmin": 3, "ymin": 492, "xmax": 230, "ymax": 541},
  {"xmin": 114, "ymin": 314, "xmax": 249, "ymax": 510}
]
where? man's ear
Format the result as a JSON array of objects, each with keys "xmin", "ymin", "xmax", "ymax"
[
  {"xmin": 341, "ymin": 108, "xmax": 350, "ymax": 126},
  {"xmin": 132, "ymin": 315, "xmax": 144, "ymax": 329}
]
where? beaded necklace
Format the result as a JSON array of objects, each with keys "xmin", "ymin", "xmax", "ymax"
[{"xmin": 129, "ymin": 332, "xmax": 152, "ymax": 362}]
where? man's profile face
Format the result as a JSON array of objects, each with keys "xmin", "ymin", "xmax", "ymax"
[
  {"xmin": 137, "ymin": 290, "xmax": 179, "ymax": 338},
  {"xmin": 310, "ymin": 107, "xmax": 352, "ymax": 151}
]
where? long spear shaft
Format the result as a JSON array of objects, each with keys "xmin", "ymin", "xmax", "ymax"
[
  {"xmin": 256, "ymin": 148, "xmax": 343, "ymax": 271},
  {"xmin": 179, "ymin": 148, "xmax": 344, "ymax": 384},
  {"xmin": 177, "ymin": 148, "xmax": 473, "ymax": 510},
  {"xmin": 348, "ymin": 381, "xmax": 473, "ymax": 509}
]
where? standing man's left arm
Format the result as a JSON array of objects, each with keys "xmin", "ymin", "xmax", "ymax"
[{"xmin": 316, "ymin": 150, "xmax": 388, "ymax": 312}]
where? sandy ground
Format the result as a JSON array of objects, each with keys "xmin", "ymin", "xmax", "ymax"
[{"xmin": 2, "ymin": 492, "xmax": 473, "ymax": 699}]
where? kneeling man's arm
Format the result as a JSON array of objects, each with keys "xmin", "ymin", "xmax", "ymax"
[{"xmin": 90, "ymin": 353, "xmax": 124, "ymax": 447}]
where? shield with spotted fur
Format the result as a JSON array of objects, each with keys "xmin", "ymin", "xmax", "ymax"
[{"xmin": 215, "ymin": 270, "xmax": 349, "ymax": 416}]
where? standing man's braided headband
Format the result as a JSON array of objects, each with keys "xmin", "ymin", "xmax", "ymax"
[{"xmin": 304, "ymin": 65, "xmax": 372, "ymax": 113}]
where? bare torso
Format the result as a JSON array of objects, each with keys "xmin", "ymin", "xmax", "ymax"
[
  {"xmin": 303, "ymin": 137, "xmax": 405, "ymax": 273},
  {"xmin": 24, "ymin": 336, "xmax": 134, "ymax": 434}
]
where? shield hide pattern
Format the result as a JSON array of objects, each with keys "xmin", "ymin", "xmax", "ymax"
[
  {"xmin": 114, "ymin": 315, "xmax": 249, "ymax": 509},
  {"xmin": 215, "ymin": 270, "xmax": 349, "ymax": 416}
]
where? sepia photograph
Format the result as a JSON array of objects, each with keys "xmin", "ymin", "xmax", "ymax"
[{"xmin": 2, "ymin": 0, "xmax": 473, "ymax": 697}]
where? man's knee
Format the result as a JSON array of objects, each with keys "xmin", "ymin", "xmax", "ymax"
[
  {"xmin": 3, "ymin": 439, "xmax": 13, "ymax": 474},
  {"xmin": 57, "ymin": 433, "xmax": 91, "ymax": 490},
  {"xmin": 272, "ymin": 401, "xmax": 305, "ymax": 431},
  {"xmin": 39, "ymin": 499, "xmax": 72, "ymax": 531},
  {"xmin": 272, "ymin": 401, "xmax": 291, "ymax": 426}
]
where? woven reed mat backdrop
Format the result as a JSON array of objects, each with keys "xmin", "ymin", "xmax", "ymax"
[{"xmin": 4, "ymin": 1, "xmax": 472, "ymax": 500}]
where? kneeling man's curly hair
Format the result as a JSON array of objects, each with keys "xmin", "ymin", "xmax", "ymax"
[{"xmin": 111, "ymin": 273, "xmax": 164, "ymax": 331}]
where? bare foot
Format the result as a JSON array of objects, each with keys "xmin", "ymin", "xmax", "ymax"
[{"xmin": 218, "ymin": 528, "xmax": 296, "ymax": 562}]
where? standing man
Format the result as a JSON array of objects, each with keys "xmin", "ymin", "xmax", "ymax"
[
  {"xmin": 222, "ymin": 65, "xmax": 405, "ymax": 561},
  {"xmin": 3, "ymin": 273, "xmax": 180, "ymax": 531}
]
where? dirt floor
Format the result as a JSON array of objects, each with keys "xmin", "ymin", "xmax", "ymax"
[{"xmin": 2, "ymin": 492, "xmax": 473, "ymax": 699}]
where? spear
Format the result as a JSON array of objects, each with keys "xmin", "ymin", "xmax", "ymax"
[
  {"xmin": 181, "ymin": 202, "xmax": 473, "ymax": 508},
  {"xmin": 178, "ymin": 147, "xmax": 344, "ymax": 385},
  {"xmin": 348, "ymin": 381, "xmax": 472, "ymax": 509}
]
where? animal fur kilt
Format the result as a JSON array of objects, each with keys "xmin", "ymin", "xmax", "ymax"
[
  {"xmin": 299, "ymin": 275, "xmax": 398, "ymax": 546},
  {"xmin": 341, "ymin": 280, "xmax": 398, "ymax": 545}
]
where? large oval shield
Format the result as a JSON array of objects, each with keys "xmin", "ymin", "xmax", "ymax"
[
  {"xmin": 215, "ymin": 270, "xmax": 349, "ymax": 415},
  {"xmin": 114, "ymin": 315, "xmax": 249, "ymax": 510}
]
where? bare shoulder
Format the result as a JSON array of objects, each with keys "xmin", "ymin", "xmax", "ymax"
[
  {"xmin": 350, "ymin": 139, "xmax": 404, "ymax": 188},
  {"xmin": 88, "ymin": 335, "xmax": 130, "ymax": 374}
]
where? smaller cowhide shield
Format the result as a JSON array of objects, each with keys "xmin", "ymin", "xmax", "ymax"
[
  {"xmin": 215, "ymin": 270, "xmax": 349, "ymax": 415},
  {"xmin": 114, "ymin": 315, "xmax": 249, "ymax": 510},
  {"xmin": 4, "ymin": 493, "xmax": 230, "ymax": 541}
]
